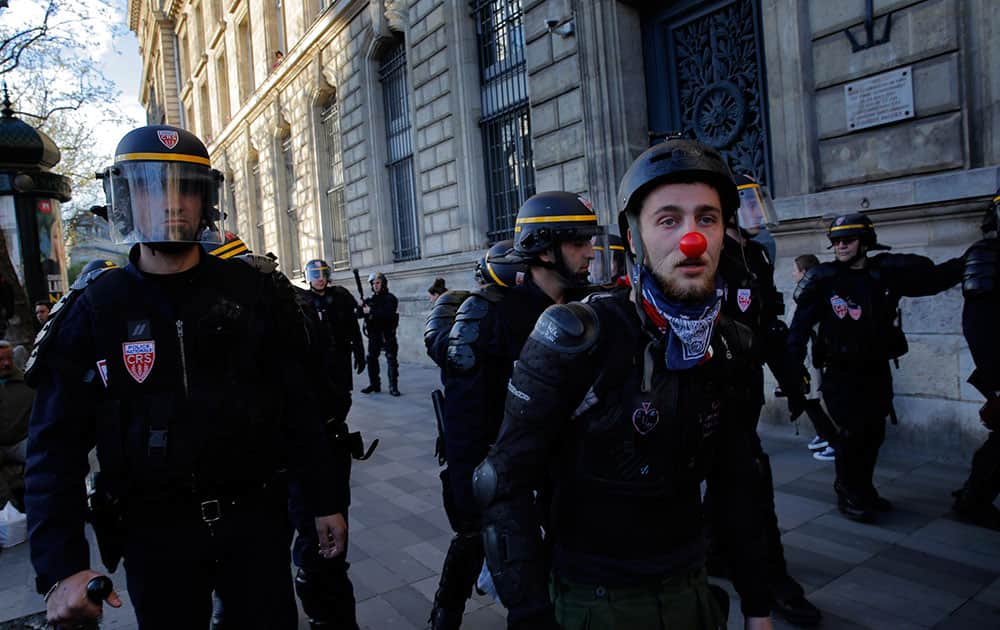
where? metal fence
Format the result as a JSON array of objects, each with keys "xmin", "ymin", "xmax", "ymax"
[{"xmin": 321, "ymin": 97, "xmax": 350, "ymax": 270}]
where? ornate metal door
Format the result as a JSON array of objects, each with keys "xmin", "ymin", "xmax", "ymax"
[{"xmin": 643, "ymin": 0, "xmax": 772, "ymax": 186}]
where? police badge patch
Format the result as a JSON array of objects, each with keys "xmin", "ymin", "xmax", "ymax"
[
  {"xmin": 157, "ymin": 130, "xmax": 179, "ymax": 149},
  {"xmin": 737, "ymin": 288, "xmax": 752, "ymax": 313},
  {"xmin": 632, "ymin": 402, "xmax": 660, "ymax": 435},
  {"xmin": 122, "ymin": 341, "xmax": 155, "ymax": 383},
  {"xmin": 848, "ymin": 302, "xmax": 862, "ymax": 320},
  {"xmin": 830, "ymin": 295, "xmax": 848, "ymax": 319}
]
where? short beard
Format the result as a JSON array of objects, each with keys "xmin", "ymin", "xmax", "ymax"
[{"xmin": 652, "ymin": 267, "xmax": 715, "ymax": 303}]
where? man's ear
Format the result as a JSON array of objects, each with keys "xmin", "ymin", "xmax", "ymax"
[{"xmin": 538, "ymin": 247, "xmax": 556, "ymax": 264}]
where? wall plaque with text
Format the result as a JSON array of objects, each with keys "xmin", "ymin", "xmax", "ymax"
[{"xmin": 845, "ymin": 67, "xmax": 915, "ymax": 132}]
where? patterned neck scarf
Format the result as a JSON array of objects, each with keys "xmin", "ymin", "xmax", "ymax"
[{"xmin": 633, "ymin": 264, "xmax": 723, "ymax": 371}]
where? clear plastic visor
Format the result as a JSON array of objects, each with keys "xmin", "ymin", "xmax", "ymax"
[
  {"xmin": 107, "ymin": 161, "xmax": 224, "ymax": 245},
  {"xmin": 736, "ymin": 183, "xmax": 777, "ymax": 232},
  {"xmin": 588, "ymin": 231, "xmax": 615, "ymax": 285},
  {"xmin": 305, "ymin": 266, "xmax": 331, "ymax": 283}
]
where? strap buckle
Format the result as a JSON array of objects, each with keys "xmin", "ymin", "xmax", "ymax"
[{"xmin": 200, "ymin": 499, "xmax": 221, "ymax": 523}]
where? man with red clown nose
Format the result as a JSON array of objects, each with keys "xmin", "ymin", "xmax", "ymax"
[{"xmin": 474, "ymin": 138, "xmax": 773, "ymax": 629}]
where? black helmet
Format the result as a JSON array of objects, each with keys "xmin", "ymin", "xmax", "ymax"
[
  {"xmin": 304, "ymin": 259, "xmax": 332, "ymax": 284},
  {"xmin": 368, "ymin": 271, "xmax": 388, "ymax": 291},
  {"xmin": 98, "ymin": 125, "xmax": 224, "ymax": 246},
  {"xmin": 982, "ymin": 188, "xmax": 1000, "ymax": 235},
  {"xmin": 513, "ymin": 191, "xmax": 601, "ymax": 258},
  {"xmin": 203, "ymin": 231, "xmax": 250, "ymax": 259},
  {"xmin": 827, "ymin": 213, "xmax": 890, "ymax": 251},
  {"xmin": 477, "ymin": 239, "xmax": 527, "ymax": 288}
]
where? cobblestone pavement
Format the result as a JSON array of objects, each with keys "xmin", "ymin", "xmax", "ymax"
[{"xmin": 2, "ymin": 363, "xmax": 999, "ymax": 629}]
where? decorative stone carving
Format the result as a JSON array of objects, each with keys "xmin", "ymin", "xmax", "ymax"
[{"xmin": 384, "ymin": 0, "xmax": 408, "ymax": 32}]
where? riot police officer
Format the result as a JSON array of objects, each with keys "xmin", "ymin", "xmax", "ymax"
[
  {"xmin": 359, "ymin": 272, "xmax": 400, "ymax": 396},
  {"xmin": 427, "ymin": 193, "xmax": 598, "ymax": 630},
  {"xmin": 787, "ymin": 213, "xmax": 961, "ymax": 523},
  {"xmin": 953, "ymin": 190, "xmax": 1000, "ymax": 531},
  {"xmin": 711, "ymin": 175, "xmax": 820, "ymax": 626},
  {"xmin": 24, "ymin": 125, "xmax": 346, "ymax": 629},
  {"xmin": 474, "ymin": 140, "xmax": 773, "ymax": 629},
  {"xmin": 290, "ymin": 258, "xmax": 367, "ymax": 629}
]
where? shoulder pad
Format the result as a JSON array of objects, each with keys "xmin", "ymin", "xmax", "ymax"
[
  {"xmin": 793, "ymin": 263, "xmax": 837, "ymax": 304},
  {"xmin": 963, "ymin": 239, "xmax": 999, "ymax": 297},
  {"xmin": 715, "ymin": 315, "xmax": 757, "ymax": 359},
  {"xmin": 870, "ymin": 252, "xmax": 931, "ymax": 272},
  {"xmin": 528, "ymin": 303, "xmax": 600, "ymax": 354},
  {"xmin": 70, "ymin": 265, "xmax": 114, "ymax": 290},
  {"xmin": 25, "ymin": 269, "xmax": 119, "ymax": 385},
  {"xmin": 446, "ymin": 293, "xmax": 495, "ymax": 373},
  {"xmin": 235, "ymin": 252, "xmax": 278, "ymax": 275},
  {"xmin": 425, "ymin": 290, "xmax": 471, "ymax": 358},
  {"xmin": 471, "ymin": 284, "xmax": 505, "ymax": 303}
]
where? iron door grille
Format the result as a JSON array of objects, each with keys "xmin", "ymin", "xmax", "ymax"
[
  {"xmin": 472, "ymin": 0, "xmax": 534, "ymax": 243},
  {"xmin": 251, "ymin": 159, "xmax": 265, "ymax": 251},
  {"xmin": 281, "ymin": 134, "xmax": 302, "ymax": 275},
  {"xmin": 380, "ymin": 40, "xmax": 420, "ymax": 262},
  {"xmin": 322, "ymin": 97, "xmax": 350, "ymax": 270}
]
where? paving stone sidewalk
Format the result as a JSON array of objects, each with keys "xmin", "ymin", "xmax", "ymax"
[{"xmin": 2, "ymin": 363, "xmax": 998, "ymax": 629}]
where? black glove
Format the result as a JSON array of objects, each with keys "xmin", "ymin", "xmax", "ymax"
[
  {"xmin": 981, "ymin": 397, "xmax": 1000, "ymax": 432},
  {"xmin": 785, "ymin": 365, "xmax": 810, "ymax": 421}
]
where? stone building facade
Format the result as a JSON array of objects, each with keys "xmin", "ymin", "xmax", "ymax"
[{"xmin": 127, "ymin": 0, "xmax": 1000, "ymax": 455}]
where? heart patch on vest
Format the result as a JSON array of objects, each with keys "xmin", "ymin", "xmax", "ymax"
[
  {"xmin": 122, "ymin": 341, "xmax": 155, "ymax": 383},
  {"xmin": 632, "ymin": 401, "xmax": 660, "ymax": 435}
]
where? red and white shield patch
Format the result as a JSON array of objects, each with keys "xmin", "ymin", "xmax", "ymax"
[
  {"xmin": 157, "ymin": 130, "xmax": 179, "ymax": 149},
  {"xmin": 737, "ymin": 288, "xmax": 752, "ymax": 312},
  {"xmin": 830, "ymin": 295, "xmax": 848, "ymax": 319},
  {"xmin": 122, "ymin": 341, "xmax": 156, "ymax": 383}
]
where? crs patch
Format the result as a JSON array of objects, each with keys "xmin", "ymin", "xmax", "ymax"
[
  {"xmin": 830, "ymin": 294, "xmax": 848, "ymax": 319},
  {"xmin": 122, "ymin": 341, "xmax": 156, "ymax": 383},
  {"xmin": 737, "ymin": 288, "xmax": 752, "ymax": 313},
  {"xmin": 157, "ymin": 129, "xmax": 179, "ymax": 149}
]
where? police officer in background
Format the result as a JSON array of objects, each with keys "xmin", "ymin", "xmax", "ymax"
[
  {"xmin": 787, "ymin": 214, "xmax": 961, "ymax": 523},
  {"xmin": 474, "ymin": 140, "xmax": 773, "ymax": 629},
  {"xmin": 954, "ymin": 190, "xmax": 1000, "ymax": 531},
  {"xmin": 427, "ymin": 193, "xmax": 598, "ymax": 630},
  {"xmin": 291, "ymin": 258, "xmax": 367, "ymax": 629},
  {"xmin": 359, "ymin": 272, "xmax": 400, "ymax": 396},
  {"xmin": 712, "ymin": 174, "xmax": 820, "ymax": 626},
  {"xmin": 24, "ymin": 125, "xmax": 346, "ymax": 629}
]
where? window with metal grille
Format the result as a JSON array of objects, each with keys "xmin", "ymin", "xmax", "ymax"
[
  {"xmin": 280, "ymin": 131, "xmax": 301, "ymax": 275},
  {"xmin": 250, "ymin": 156, "xmax": 265, "ymax": 251},
  {"xmin": 472, "ymin": 0, "xmax": 534, "ymax": 242},
  {"xmin": 226, "ymin": 174, "xmax": 238, "ymax": 235},
  {"xmin": 321, "ymin": 94, "xmax": 349, "ymax": 270},
  {"xmin": 379, "ymin": 38, "xmax": 420, "ymax": 262}
]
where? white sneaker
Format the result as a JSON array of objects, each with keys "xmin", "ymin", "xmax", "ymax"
[
  {"xmin": 813, "ymin": 446, "xmax": 836, "ymax": 462},
  {"xmin": 808, "ymin": 436, "xmax": 828, "ymax": 451}
]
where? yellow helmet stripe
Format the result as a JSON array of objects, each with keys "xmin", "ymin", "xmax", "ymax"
[
  {"xmin": 829, "ymin": 223, "xmax": 870, "ymax": 232},
  {"xmin": 486, "ymin": 262, "xmax": 509, "ymax": 288},
  {"xmin": 736, "ymin": 183, "xmax": 760, "ymax": 190},
  {"xmin": 515, "ymin": 214, "xmax": 598, "ymax": 225},
  {"xmin": 609, "ymin": 244, "xmax": 625, "ymax": 251},
  {"xmin": 116, "ymin": 152, "xmax": 211, "ymax": 166},
  {"xmin": 993, "ymin": 194, "xmax": 1000, "ymax": 204}
]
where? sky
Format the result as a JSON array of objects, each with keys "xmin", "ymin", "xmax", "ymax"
[{"xmin": 91, "ymin": 0, "xmax": 146, "ymax": 160}]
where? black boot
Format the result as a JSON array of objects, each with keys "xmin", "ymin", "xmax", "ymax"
[
  {"xmin": 388, "ymin": 358, "xmax": 400, "ymax": 396},
  {"xmin": 361, "ymin": 384, "xmax": 380, "ymax": 394},
  {"xmin": 953, "ymin": 488, "xmax": 1000, "ymax": 531},
  {"xmin": 836, "ymin": 482, "xmax": 875, "ymax": 523},
  {"xmin": 428, "ymin": 533, "xmax": 484, "ymax": 630},
  {"xmin": 771, "ymin": 578, "xmax": 822, "ymax": 627}
]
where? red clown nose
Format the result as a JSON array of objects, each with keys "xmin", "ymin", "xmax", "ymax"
[{"xmin": 679, "ymin": 232, "xmax": 707, "ymax": 258}]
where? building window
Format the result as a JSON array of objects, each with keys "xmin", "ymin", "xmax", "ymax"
[
  {"xmin": 250, "ymin": 155, "xmax": 265, "ymax": 251},
  {"xmin": 379, "ymin": 38, "xmax": 419, "ymax": 262},
  {"xmin": 216, "ymin": 52, "xmax": 231, "ymax": 125},
  {"xmin": 321, "ymin": 94, "xmax": 349, "ymax": 270},
  {"xmin": 269, "ymin": 0, "xmax": 287, "ymax": 74},
  {"xmin": 280, "ymin": 130, "xmax": 301, "ymax": 275},
  {"xmin": 199, "ymin": 82, "xmax": 212, "ymax": 142},
  {"xmin": 178, "ymin": 30, "xmax": 190, "ymax": 84},
  {"xmin": 225, "ymin": 173, "xmax": 238, "ymax": 236},
  {"xmin": 191, "ymin": 3, "xmax": 205, "ymax": 59},
  {"xmin": 472, "ymin": 0, "xmax": 534, "ymax": 242},
  {"xmin": 237, "ymin": 15, "xmax": 254, "ymax": 103}
]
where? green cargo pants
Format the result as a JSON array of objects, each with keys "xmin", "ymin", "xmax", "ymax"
[{"xmin": 551, "ymin": 567, "xmax": 727, "ymax": 630}]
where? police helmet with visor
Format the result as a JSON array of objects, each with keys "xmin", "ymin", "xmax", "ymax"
[
  {"xmin": 305, "ymin": 259, "xmax": 332, "ymax": 284},
  {"xmin": 734, "ymin": 174, "xmax": 777, "ymax": 234},
  {"xmin": 826, "ymin": 213, "xmax": 890, "ymax": 251},
  {"xmin": 98, "ymin": 125, "xmax": 225, "ymax": 246}
]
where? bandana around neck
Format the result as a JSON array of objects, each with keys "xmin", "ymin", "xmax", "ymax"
[{"xmin": 633, "ymin": 264, "xmax": 723, "ymax": 371}]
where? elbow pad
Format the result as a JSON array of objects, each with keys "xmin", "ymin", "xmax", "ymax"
[
  {"xmin": 424, "ymin": 290, "xmax": 469, "ymax": 365},
  {"xmin": 963, "ymin": 240, "xmax": 999, "ymax": 297},
  {"xmin": 793, "ymin": 263, "xmax": 836, "ymax": 305}
]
